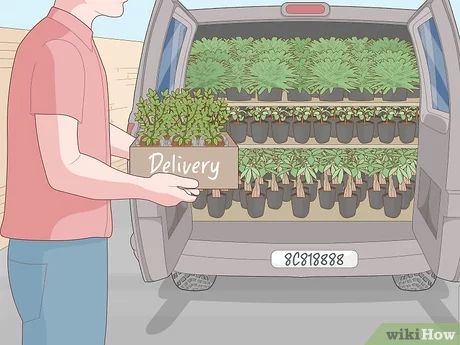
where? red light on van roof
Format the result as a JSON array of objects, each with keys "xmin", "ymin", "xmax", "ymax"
[{"xmin": 281, "ymin": 2, "xmax": 330, "ymax": 17}]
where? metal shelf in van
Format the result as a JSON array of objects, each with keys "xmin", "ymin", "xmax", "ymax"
[
  {"xmin": 238, "ymin": 137, "xmax": 418, "ymax": 149},
  {"xmin": 226, "ymin": 98, "xmax": 420, "ymax": 108},
  {"xmin": 192, "ymin": 199, "xmax": 413, "ymax": 222}
]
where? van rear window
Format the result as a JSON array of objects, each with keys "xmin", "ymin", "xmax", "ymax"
[
  {"xmin": 157, "ymin": 18, "xmax": 188, "ymax": 93},
  {"xmin": 418, "ymin": 17, "xmax": 450, "ymax": 113}
]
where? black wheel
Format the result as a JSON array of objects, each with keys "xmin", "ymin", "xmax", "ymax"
[
  {"xmin": 393, "ymin": 270, "xmax": 437, "ymax": 291},
  {"xmin": 171, "ymin": 271, "xmax": 217, "ymax": 291}
]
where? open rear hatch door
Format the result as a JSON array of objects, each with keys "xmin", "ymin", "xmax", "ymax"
[
  {"xmin": 408, "ymin": 0, "xmax": 460, "ymax": 281},
  {"xmin": 128, "ymin": 0, "xmax": 198, "ymax": 282}
]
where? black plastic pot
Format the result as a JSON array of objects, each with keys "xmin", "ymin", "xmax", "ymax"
[
  {"xmin": 228, "ymin": 121, "xmax": 247, "ymax": 143},
  {"xmin": 192, "ymin": 190, "xmax": 208, "ymax": 209},
  {"xmin": 232, "ymin": 186, "xmax": 242, "ymax": 202},
  {"xmin": 251, "ymin": 121, "xmax": 269, "ymax": 143},
  {"xmin": 398, "ymin": 121, "xmax": 416, "ymax": 144},
  {"xmin": 222, "ymin": 191, "xmax": 233, "ymax": 210},
  {"xmin": 329, "ymin": 118, "xmax": 338, "ymax": 138},
  {"xmin": 400, "ymin": 187, "xmax": 413, "ymax": 210},
  {"xmin": 372, "ymin": 117, "xmax": 380, "ymax": 138},
  {"xmin": 332, "ymin": 183, "xmax": 344, "ymax": 197},
  {"xmin": 319, "ymin": 88, "xmax": 344, "ymax": 101},
  {"xmin": 246, "ymin": 117, "xmax": 255, "ymax": 137},
  {"xmin": 292, "ymin": 121, "xmax": 311, "ymax": 143},
  {"xmin": 207, "ymin": 194, "xmax": 226, "ymax": 218},
  {"xmin": 271, "ymin": 121, "xmax": 290, "ymax": 144},
  {"xmin": 356, "ymin": 121, "xmax": 374, "ymax": 144},
  {"xmin": 383, "ymin": 193, "xmax": 403, "ymax": 218},
  {"xmin": 378, "ymin": 121, "xmax": 396, "ymax": 143},
  {"xmin": 247, "ymin": 193, "xmax": 266, "ymax": 218},
  {"xmin": 281, "ymin": 182, "xmax": 294, "ymax": 202},
  {"xmin": 368, "ymin": 187, "xmax": 386, "ymax": 209},
  {"xmin": 267, "ymin": 187, "xmax": 284, "ymax": 210},
  {"xmin": 348, "ymin": 90, "xmax": 374, "ymax": 101},
  {"xmin": 287, "ymin": 90, "xmax": 312, "ymax": 101},
  {"xmin": 338, "ymin": 193, "xmax": 358, "ymax": 218},
  {"xmin": 382, "ymin": 88, "xmax": 407, "ymax": 101},
  {"xmin": 305, "ymin": 182, "xmax": 318, "ymax": 202},
  {"xmin": 356, "ymin": 182, "xmax": 368, "ymax": 202},
  {"xmin": 239, "ymin": 190, "xmax": 249, "ymax": 209},
  {"xmin": 291, "ymin": 193, "xmax": 311, "ymax": 218},
  {"xmin": 407, "ymin": 88, "xmax": 420, "ymax": 99},
  {"xmin": 319, "ymin": 187, "xmax": 336, "ymax": 209},
  {"xmin": 314, "ymin": 121, "xmax": 332, "ymax": 143},
  {"xmin": 226, "ymin": 88, "xmax": 253, "ymax": 101},
  {"xmin": 336, "ymin": 121, "xmax": 354, "ymax": 144},
  {"xmin": 258, "ymin": 89, "xmax": 283, "ymax": 101}
]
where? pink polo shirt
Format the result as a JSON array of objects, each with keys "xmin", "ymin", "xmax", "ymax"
[{"xmin": 0, "ymin": 7, "xmax": 113, "ymax": 240}]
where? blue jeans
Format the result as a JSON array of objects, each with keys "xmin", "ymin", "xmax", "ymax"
[{"xmin": 7, "ymin": 238, "xmax": 108, "ymax": 345}]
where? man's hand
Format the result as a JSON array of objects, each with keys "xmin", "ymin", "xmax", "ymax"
[{"xmin": 146, "ymin": 173, "xmax": 199, "ymax": 206}]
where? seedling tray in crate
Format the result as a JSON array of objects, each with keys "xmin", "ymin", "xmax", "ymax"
[{"xmin": 129, "ymin": 133, "xmax": 239, "ymax": 189}]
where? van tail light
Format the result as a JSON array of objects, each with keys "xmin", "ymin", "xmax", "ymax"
[{"xmin": 281, "ymin": 2, "xmax": 330, "ymax": 17}]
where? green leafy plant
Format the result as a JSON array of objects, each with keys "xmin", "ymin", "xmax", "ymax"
[
  {"xmin": 356, "ymin": 107, "xmax": 375, "ymax": 122},
  {"xmin": 377, "ymin": 107, "xmax": 396, "ymax": 123},
  {"xmin": 253, "ymin": 37, "xmax": 291, "ymax": 55},
  {"xmin": 292, "ymin": 106, "xmax": 312, "ymax": 123},
  {"xmin": 249, "ymin": 107, "xmax": 268, "ymax": 123},
  {"xmin": 229, "ymin": 37, "xmax": 256, "ymax": 60},
  {"xmin": 288, "ymin": 37, "xmax": 313, "ymax": 60},
  {"xmin": 186, "ymin": 59, "xmax": 227, "ymax": 93},
  {"xmin": 371, "ymin": 38, "xmax": 414, "ymax": 56},
  {"xmin": 229, "ymin": 106, "xmax": 246, "ymax": 123},
  {"xmin": 336, "ymin": 107, "xmax": 354, "ymax": 123},
  {"xmin": 397, "ymin": 106, "xmax": 416, "ymax": 123},
  {"xmin": 190, "ymin": 37, "xmax": 230, "ymax": 63},
  {"xmin": 288, "ymin": 59, "xmax": 315, "ymax": 93},
  {"xmin": 313, "ymin": 107, "xmax": 330, "ymax": 123},
  {"xmin": 271, "ymin": 107, "xmax": 288, "ymax": 123},
  {"xmin": 307, "ymin": 59, "xmax": 356, "ymax": 94},
  {"xmin": 224, "ymin": 58, "xmax": 252, "ymax": 92},
  {"xmin": 372, "ymin": 59, "xmax": 419, "ymax": 93},
  {"xmin": 248, "ymin": 59, "xmax": 295, "ymax": 94}
]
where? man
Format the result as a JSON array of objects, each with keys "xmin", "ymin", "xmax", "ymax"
[{"xmin": 0, "ymin": 1, "xmax": 198, "ymax": 344}]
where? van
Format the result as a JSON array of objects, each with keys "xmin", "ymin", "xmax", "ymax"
[{"xmin": 126, "ymin": 0, "xmax": 460, "ymax": 292}]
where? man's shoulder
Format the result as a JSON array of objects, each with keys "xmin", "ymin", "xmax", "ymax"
[{"xmin": 18, "ymin": 18, "xmax": 79, "ymax": 55}]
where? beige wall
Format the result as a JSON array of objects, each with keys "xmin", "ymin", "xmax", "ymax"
[{"xmin": 0, "ymin": 27, "xmax": 142, "ymax": 249}]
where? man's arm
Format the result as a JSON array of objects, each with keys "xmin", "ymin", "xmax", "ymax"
[
  {"xmin": 36, "ymin": 114, "xmax": 198, "ymax": 206},
  {"xmin": 110, "ymin": 123, "xmax": 135, "ymax": 160}
]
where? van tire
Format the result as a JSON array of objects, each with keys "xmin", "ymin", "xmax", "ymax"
[
  {"xmin": 171, "ymin": 272, "xmax": 217, "ymax": 291},
  {"xmin": 392, "ymin": 270, "xmax": 437, "ymax": 291}
]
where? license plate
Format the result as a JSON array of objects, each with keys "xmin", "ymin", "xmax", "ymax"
[{"xmin": 271, "ymin": 250, "xmax": 358, "ymax": 268}]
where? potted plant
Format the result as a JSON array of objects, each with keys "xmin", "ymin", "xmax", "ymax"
[
  {"xmin": 366, "ymin": 150, "xmax": 387, "ymax": 209},
  {"xmin": 271, "ymin": 108, "xmax": 290, "ymax": 143},
  {"xmin": 292, "ymin": 107, "xmax": 312, "ymax": 143},
  {"xmin": 313, "ymin": 107, "xmax": 332, "ymax": 143},
  {"xmin": 207, "ymin": 189, "xmax": 227, "ymax": 218},
  {"xmin": 299, "ymin": 149, "xmax": 320, "ymax": 202},
  {"xmin": 189, "ymin": 37, "xmax": 230, "ymax": 64},
  {"xmin": 248, "ymin": 59, "xmax": 295, "ymax": 101},
  {"xmin": 185, "ymin": 59, "xmax": 228, "ymax": 97},
  {"xmin": 224, "ymin": 58, "xmax": 253, "ymax": 101},
  {"xmin": 353, "ymin": 150, "xmax": 370, "ymax": 202},
  {"xmin": 394, "ymin": 149, "xmax": 417, "ymax": 210},
  {"xmin": 382, "ymin": 151, "xmax": 403, "ymax": 218},
  {"xmin": 318, "ymin": 150, "xmax": 337, "ymax": 209},
  {"xmin": 228, "ymin": 106, "xmax": 248, "ymax": 143},
  {"xmin": 241, "ymin": 161, "xmax": 266, "ymax": 218},
  {"xmin": 335, "ymin": 107, "xmax": 355, "ymax": 144},
  {"xmin": 229, "ymin": 37, "xmax": 256, "ymax": 60},
  {"xmin": 264, "ymin": 151, "xmax": 285, "ymax": 210},
  {"xmin": 277, "ymin": 151, "xmax": 296, "ymax": 202},
  {"xmin": 192, "ymin": 189, "xmax": 208, "ymax": 209},
  {"xmin": 372, "ymin": 58, "xmax": 419, "ymax": 102},
  {"xmin": 308, "ymin": 59, "xmax": 355, "ymax": 101},
  {"xmin": 287, "ymin": 59, "xmax": 314, "ymax": 101},
  {"xmin": 356, "ymin": 107, "xmax": 375, "ymax": 144},
  {"xmin": 348, "ymin": 58, "xmax": 375, "ymax": 101},
  {"xmin": 249, "ymin": 107, "xmax": 269, "ymax": 143},
  {"xmin": 290, "ymin": 158, "xmax": 311, "ymax": 218},
  {"xmin": 377, "ymin": 107, "xmax": 397, "ymax": 143},
  {"xmin": 397, "ymin": 107, "xmax": 417, "ymax": 143}
]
